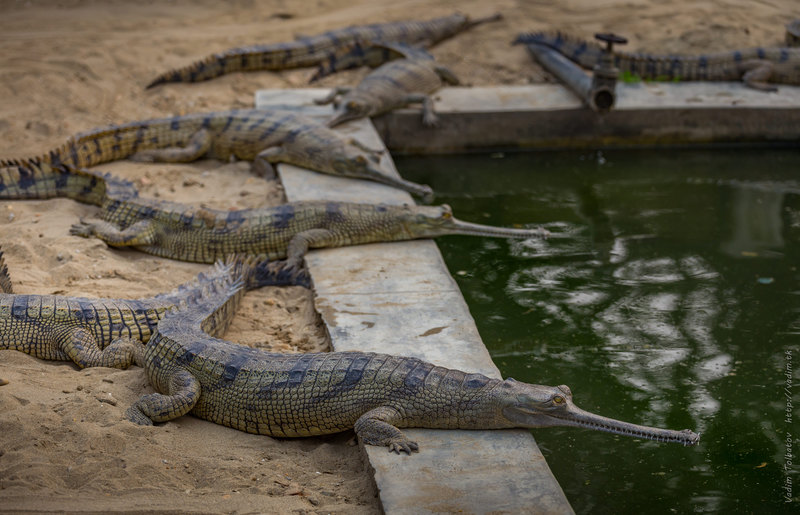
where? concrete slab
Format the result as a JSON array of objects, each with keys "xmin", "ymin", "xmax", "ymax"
[
  {"xmin": 256, "ymin": 84, "xmax": 800, "ymax": 153},
  {"xmin": 379, "ymin": 83, "xmax": 800, "ymax": 152},
  {"xmin": 256, "ymin": 92, "xmax": 574, "ymax": 514}
]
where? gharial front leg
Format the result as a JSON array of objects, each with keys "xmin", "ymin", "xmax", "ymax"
[
  {"xmin": 354, "ymin": 406, "xmax": 419, "ymax": 454},
  {"xmin": 129, "ymin": 129, "xmax": 213, "ymax": 163},
  {"xmin": 314, "ymin": 86, "xmax": 351, "ymax": 107},
  {"xmin": 70, "ymin": 219, "xmax": 157, "ymax": 247},
  {"xmin": 402, "ymin": 93, "xmax": 439, "ymax": 127},
  {"xmin": 53, "ymin": 326, "xmax": 140, "ymax": 369},
  {"xmin": 435, "ymin": 65, "xmax": 460, "ymax": 86},
  {"xmin": 125, "ymin": 366, "xmax": 201, "ymax": 425},
  {"xmin": 285, "ymin": 228, "xmax": 337, "ymax": 272}
]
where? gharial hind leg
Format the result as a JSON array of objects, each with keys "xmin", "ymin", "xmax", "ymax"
[
  {"xmin": 250, "ymin": 147, "xmax": 286, "ymax": 179},
  {"xmin": 56, "ymin": 327, "xmax": 140, "ymax": 369},
  {"xmin": 129, "ymin": 129, "xmax": 213, "ymax": 163},
  {"xmin": 741, "ymin": 60, "xmax": 778, "ymax": 92},
  {"xmin": 70, "ymin": 219, "xmax": 156, "ymax": 247},
  {"xmin": 125, "ymin": 367, "xmax": 201, "ymax": 425}
]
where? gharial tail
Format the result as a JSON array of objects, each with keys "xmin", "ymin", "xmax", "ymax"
[
  {"xmin": 464, "ymin": 12, "xmax": 503, "ymax": 31},
  {"xmin": 310, "ymin": 40, "xmax": 408, "ymax": 82},
  {"xmin": 0, "ymin": 155, "xmax": 121, "ymax": 206},
  {"xmin": 145, "ymin": 41, "xmax": 326, "ymax": 88},
  {"xmin": 513, "ymin": 31, "xmax": 605, "ymax": 69},
  {"xmin": 146, "ymin": 54, "xmax": 229, "ymax": 89},
  {"xmin": 161, "ymin": 255, "xmax": 310, "ymax": 339},
  {"xmin": 152, "ymin": 255, "xmax": 310, "ymax": 334},
  {"xmin": 247, "ymin": 257, "xmax": 311, "ymax": 290}
]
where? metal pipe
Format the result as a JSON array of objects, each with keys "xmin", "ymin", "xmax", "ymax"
[
  {"xmin": 787, "ymin": 19, "xmax": 800, "ymax": 47},
  {"xmin": 523, "ymin": 43, "xmax": 616, "ymax": 112}
]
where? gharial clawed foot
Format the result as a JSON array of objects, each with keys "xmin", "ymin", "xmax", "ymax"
[
  {"xmin": 125, "ymin": 404, "xmax": 154, "ymax": 426},
  {"xmin": 250, "ymin": 158, "xmax": 277, "ymax": 179},
  {"xmin": 422, "ymin": 112, "xmax": 439, "ymax": 128},
  {"xmin": 261, "ymin": 259, "xmax": 311, "ymax": 289},
  {"xmin": 387, "ymin": 438, "xmax": 419, "ymax": 455},
  {"xmin": 69, "ymin": 218, "xmax": 95, "ymax": 238}
]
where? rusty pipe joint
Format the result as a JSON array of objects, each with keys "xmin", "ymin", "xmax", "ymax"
[
  {"xmin": 590, "ymin": 33, "xmax": 627, "ymax": 112},
  {"xmin": 523, "ymin": 33, "xmax": 625, "ymax": 112}
]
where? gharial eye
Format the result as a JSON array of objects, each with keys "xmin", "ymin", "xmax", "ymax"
[{"xmin": 552, "ymin": 396, "xmax": 565, "ymax": 405}]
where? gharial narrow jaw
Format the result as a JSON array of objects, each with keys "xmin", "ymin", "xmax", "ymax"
[
  {"xmin": 504, "ymin": 404, "xmax": 700, "ymax": 447},
  {"xmin": 442, "ymin": 218, "xmax": 550, "ymax": 239},
  {"xmin": 327, "ymin": 110, "xmax": 361, "ymax": 128}
]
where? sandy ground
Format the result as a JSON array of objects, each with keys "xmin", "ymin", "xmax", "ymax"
[{"xmin": 0, "ymin": 0, "xmax": 797, "ymax": 512}]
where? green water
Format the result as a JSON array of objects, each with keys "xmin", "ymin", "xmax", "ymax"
[{"xmin": 397, "ymin": 149, "xmax": 799, "ymax": 514}]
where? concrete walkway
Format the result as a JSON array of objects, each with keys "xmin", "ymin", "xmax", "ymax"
[{"xmin": 256, "ymin": 90, "xmax": 573, "ymax": 514}]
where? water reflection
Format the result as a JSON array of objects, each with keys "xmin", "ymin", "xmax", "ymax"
[
  {"xmin": 399, "ymin": 149, "xmax": 800, "ymax": 513},
  {"xmin": 509, "ymin": 246, "xmax": 727, "ymax": 433},
  {"xmin": 720, "ymin": 183, "xmax": 787, "ymax": 258}
]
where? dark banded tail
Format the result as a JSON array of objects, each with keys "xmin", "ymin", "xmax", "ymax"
[
  {"xmin": 0, "ymin": 157, "xmax": 103, "ymax": 205},
  {"xmin": 0, "ymin": 157, "xmax": 135, "ymax": 206},
  {"xmin": 146, "ymin": 54, "xmax": 229, "ymax": 89},
  {"xmin": 310, "ymin": 40, "xmax": 415, "ymax": 82},
  {"xmin": 463, "ymin": 12, "xmax": 503, "ymax": 31},
  {"xmin": 513, "ymin": 31, "xmax": 605, "ymax": 69}
]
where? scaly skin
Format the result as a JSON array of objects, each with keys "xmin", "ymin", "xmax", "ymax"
[
  {"xmin": 0, "ymin": 162, "xmax": 546, "ymax": 265},
  {"xmin": 126, "ymin": 271, "xmax": 700, "ymax": 453},
  {"xmin": 0, "ymin": 109, "xmax": 432, "ymax": 197},
  {"xmin": 71, "ymin": 198, "xmax": 549, "ymax": 266},
  {"xmin": 146, "ymin": 13, "xmax": 501, "ymax": 88},
  {"xmin": 316, "ymin": 45, "xmax": 460, "ymax": 127},
  {"xmin": 514, "ymin": 31, "xmax": 800, "ymax": 91},
  {"xmin": 0, "ymin": 248, "xmax": 303, "ymax": 369}
]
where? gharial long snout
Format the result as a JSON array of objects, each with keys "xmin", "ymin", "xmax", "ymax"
[
  {"xmin": 327, "ymin": 109, "xmax": 361, "ymax": 128},
  {"xmin": 445, "ymin": 217, "xmax": 550, "ymax": 239},
  {"xmin": 362, "ymin": 163, "xmax": 434, "ymax": 200},
  {"xmin": 506, "ymin": 398, "xmax": 700, "ymax": 446},
  {"xmin": 556, "ymin": 402, "xmax": 701, "ymax": 446}
]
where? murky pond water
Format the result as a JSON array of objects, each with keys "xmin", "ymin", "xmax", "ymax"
[{"xmin": 398, "ymin": 149, "xmax": 799, "ymax": 514}]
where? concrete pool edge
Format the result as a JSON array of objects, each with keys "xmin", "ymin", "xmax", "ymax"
[
  {"xmin": 258, "ymin": 83, "xmax": 800, "ymax": 154},
  {"xmin": 255, "ymin": 91, "xmax": 574, "ymax": 514}
]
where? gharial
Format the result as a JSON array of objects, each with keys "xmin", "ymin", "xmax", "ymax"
[
  {"xmin": 146, "ymin": 12, "xmax": 501, "ymax": 88},
  {"xmin": 124, "ymin": 253, "xmax": 701, "ymax": 453},
  {"xmin": 315, "ymin": 43, "xmax": 459, "ymax": 127},
  {"xmin": 514, "ymin": 31, "xmax": 800, "ymax": 91},
  {"xmin": 0, "ymin": 163, "xmax": 548, "ymax": 266},
  {"xmin": 0, "ymin": 247, "xmax": 305, "ymax": 370},
  {"xmin": 0, "ymin": 108, "xmax": 433, "ymax": 198}
]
